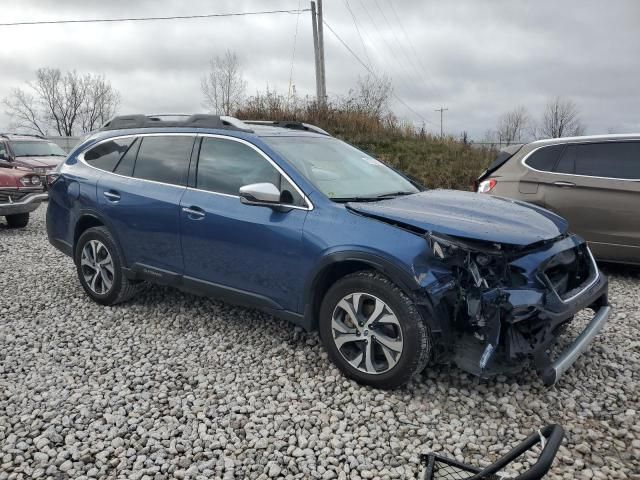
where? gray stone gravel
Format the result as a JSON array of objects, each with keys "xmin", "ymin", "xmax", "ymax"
[{"xmin": 1, "ymin": 208, "xmax": 639, "ymax": 479}]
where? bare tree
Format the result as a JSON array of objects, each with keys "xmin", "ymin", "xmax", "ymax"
[
  {"xmin": 540, "ymin": 96, "xmax": 585, "ymax": 138},
  {"xmin": 342, "ymin": 74, "xmax": 393, "ymax": 119},
  {"xmin": 81, "ymin": 75, "xmax": 121, "ymax": 132},
  {"xmin": 3, "ymin": 67, "xmax": 120, "ymax": 135},
  {"xmin": 3, "ymin": 88, "xmax": 48, "ymax": 135},
  {"xmin": 496, "ymin": 106, "xmax": 529, "ymax": 145},
  {"xmin": 201, "ymin": 50, "xmax": 247, "ymax": 115}
]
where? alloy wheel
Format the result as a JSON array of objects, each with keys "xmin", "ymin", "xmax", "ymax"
[
  {"xmin": 331, "ymin": 292, "xmax": 403, "ymax": 374},
  {"xmin": 80, "ymin": 239, "xmax": 114, "ymax": 295}
]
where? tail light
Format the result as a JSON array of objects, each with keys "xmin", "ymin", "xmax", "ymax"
[{"xmin": 477, "ymin": 178, "xmax": 496, "ymax": 193}]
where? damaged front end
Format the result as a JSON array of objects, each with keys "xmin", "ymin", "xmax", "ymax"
[{"xmin": 423, "ymin": 231, "xmax": 609, "ymax": 385}]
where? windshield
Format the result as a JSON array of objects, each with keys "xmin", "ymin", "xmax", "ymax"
[
  {"xmin": 263, "ymin": 136, "xmax": 419, "ymax": 200},
  {"xmin": 10, "ymin": 141, "xmax": 67, "ymax": 157}
]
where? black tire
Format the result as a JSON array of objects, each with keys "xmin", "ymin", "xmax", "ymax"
[
  {"xmin": 74, "ymin": 226, "xmax": 138, "ymax": 305},
  {"xmin": 5, "ymin": 213, "xmax": 29, "ymax": 228},
  {"xmin": 319, "ymin": 270, "xmax": 431, "ymax": 389}
]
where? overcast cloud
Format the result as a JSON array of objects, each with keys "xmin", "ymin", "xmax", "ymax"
[{"xmin": 0, "ymin": 0, "xmax": 638, "ymax": 139}]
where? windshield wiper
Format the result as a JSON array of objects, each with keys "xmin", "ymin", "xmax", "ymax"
[
  {"xmin": 331, "ymin": 196, "xmax": 381, "ymax": 203},
  {"xmin": 374, "ymin": 191, "xmax": 416, "ymax": 199}
]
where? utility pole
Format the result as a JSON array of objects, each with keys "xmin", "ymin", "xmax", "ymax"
[
  {"xmin": 317, "ymin": 0, "xmax": 326, "ymax": 105},
  {"xmin": 310, "ymin": 1, "xmax": 326, "ymax": 106},
  {"xmin": 435, "ymin": 107, "xmax": 448, "ymax": 138}
]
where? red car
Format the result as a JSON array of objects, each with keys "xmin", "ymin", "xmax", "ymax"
[
  {"xmin": 0, "ymin": 160, "xmax": 48, "ymax": 228},
  {"xmin": 0, "ymin": 133, "xmax": 67, "ymax": 178}
]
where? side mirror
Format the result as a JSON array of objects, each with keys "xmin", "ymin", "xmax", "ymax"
[{"xmin": 239, "ymin": 182, "xmax": 283, "ymax": 207}]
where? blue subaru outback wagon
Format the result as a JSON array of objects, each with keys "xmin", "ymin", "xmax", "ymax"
[{"xmin": 47, "ymin": 114, "xmax": 610, "ymax": 388}]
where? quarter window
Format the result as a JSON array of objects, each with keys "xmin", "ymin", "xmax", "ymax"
[
  {"xmin": 84, "ymin": 138, "xmax": 135, "ymax": 171},
  {"xmin": 525, "ymin": 144, "xmax": 565, "ymax": 172},
  {"xmin": 562, "ymin": 142, "xmax": 640, "ymax": 179},
  {"xmin": 196, "ymin": 137, "xmax": 304, "ymax": 206},
  {"xmin": 133, "ymin": 136, "xmax": 194, "ymax": 186}
]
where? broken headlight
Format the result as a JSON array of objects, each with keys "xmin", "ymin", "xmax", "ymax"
[{"xmin": 427, "ymin": 232, "xmax": 507, "ymax": 289}]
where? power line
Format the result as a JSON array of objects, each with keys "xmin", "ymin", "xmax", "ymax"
[
  {"xmin": 372, "ymin": 0, "xmax": 427, "ymax": 92},
  {"xmin": 323, "ymin": 20, "xmax": 434, "ymax": 126},
  {"xmin": 356, "ymin": 0, "xmax": 420, "ymax": 98},
  {"xmin": 343, "ymin": 0, "xmax": 372, "ymax": 69},
  {"xmin": 0, "ymin": 9, "xmax": 310, "ymax": 27},
  {"xmin": 387, "ymin": 1, "xmax": 439, "ymax": 93}
]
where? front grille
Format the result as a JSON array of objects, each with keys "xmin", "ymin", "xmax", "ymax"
[
  {"xmin": 0, "ymin": 190, "xmax": 28, "ymax": 204},
  {"xmin": 543, "ymin": 244, "xmax": 595, "ymax": 301}
]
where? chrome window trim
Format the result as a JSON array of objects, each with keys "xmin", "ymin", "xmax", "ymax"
[
  {"xmin": 77, "ymin": 132, "xmax": 314, "ymax": 210},
  {"xmin": 77, "ymin": 133, "xmax": 191, "ymax": 190},
  {"xmin": 521, "ymin": 140, "xmax": 640, "ymax": 182}
]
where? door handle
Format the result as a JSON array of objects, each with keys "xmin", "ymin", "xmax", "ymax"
[
  {"xmin": 103, "ymin": 190, "xmax": 121, "ymax": 201},
  {"xmin": 553, "ymin": 181, "xmax": 576, "ymax": 187},
  {"xmin": 182, "ymin": 206, "xmax": 205, "ymax": 218}
]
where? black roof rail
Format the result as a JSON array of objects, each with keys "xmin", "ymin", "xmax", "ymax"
[
  {"xmin": 243, "ymin": 120, "xmax": 330, "ymax": 136},
  {"xmin": 100, "ymin": 114, "xmax": 253, "ymax": 132}
]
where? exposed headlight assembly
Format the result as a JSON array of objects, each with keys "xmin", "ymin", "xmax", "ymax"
[
  {"xmin": 428, "ymin": 232, "xmax": 501, "ymax": 260},
  {"xmin": 20, "ymin": 175, "xmax": 41, "ymax": 186}
]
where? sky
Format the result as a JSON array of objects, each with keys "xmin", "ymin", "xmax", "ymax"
[{"xmin": 0, "ymin": 0, "xmax": 638, "ymax": 140}]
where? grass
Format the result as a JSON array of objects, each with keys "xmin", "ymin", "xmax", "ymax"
[{"xmin": 236, "ymin": 99, "xmax": 495, "ymax": 191}]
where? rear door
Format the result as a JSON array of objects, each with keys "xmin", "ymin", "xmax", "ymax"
[
  {"xmin": 179, "ymin": 135, "xmax": 310, "ymax": 312},
  {"xmin": 540, "ymin": 141, "xmax": 640, "ymax": 261},
  {"xmin": 97, "ymin": 134, "xmax": 195, "ymax": 273}
]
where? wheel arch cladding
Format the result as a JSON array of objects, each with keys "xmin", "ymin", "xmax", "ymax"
[
  {"xmin": 304, "ymin": 252, "xmax": 428, "ymax": 330},
  {"xmin": 74, "ymin": 214, "xmax": 104, "ymax": 249}
]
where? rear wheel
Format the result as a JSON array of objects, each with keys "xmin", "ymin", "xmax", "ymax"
[
  {"xmin": 75, "ymin": 227, "xmax": 139, "ymax": 305},
  {"xmin": 5, "ymin": 213, "xmax": 29, "ymax": 228},
  {"xmin": 319, "ymin": 271, "xmax": 431, "ymax": 389}
]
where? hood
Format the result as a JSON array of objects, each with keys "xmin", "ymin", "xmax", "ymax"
[
  {"xmin": 347, "ymin": 190, "xmax": 568, "ymax": 246},
  {"xmin": 0, "ymin": 168, "xmax": 34, "ymax": 187},
  {"xmin": 14, "ymin": 156, "xmax": 64, "ymax": 169}
]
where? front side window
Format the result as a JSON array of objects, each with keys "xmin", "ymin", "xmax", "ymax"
[
  {"xmin": 132, "ymin": 136, "xmax": 194, "ymax": 186},
  {"xmin": 10, "ymin": 141, "xmax": 66, "ymax": 157},
  {"xmin": 262, "ymin": 136, "xmax": 419, "ymax": 200},
  {"xmin": 84, "ymin": 137, "xmax": 135, "ymax": 172},
  {"xmin": 196, "ymin": 137, "xmax": 304, "ymax": 206},
  {"xmin": 560, "ymin": 142, "xmax": 640, "ymax": 179}
]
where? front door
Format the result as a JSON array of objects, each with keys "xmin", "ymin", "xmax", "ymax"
[{"xmin": 180, "ymin": 136, "xmax": 310, "ymax": 312}]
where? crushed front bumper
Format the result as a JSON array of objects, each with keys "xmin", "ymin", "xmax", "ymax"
[
  {"xmin": 0, "ymin": 192, "xmax": 48, "ymax": 216},
  {"xmin": 435, "ymin": 235, "xmax": 611, "ymax": 386},
  {"xmin": 541, "ymin": 304, "xmax": 610, "ymax": 385}
]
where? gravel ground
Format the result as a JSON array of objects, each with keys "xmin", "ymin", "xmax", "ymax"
[{"xmin": 1, "ymin": 207, "xmax": 639, "ymax": 480}]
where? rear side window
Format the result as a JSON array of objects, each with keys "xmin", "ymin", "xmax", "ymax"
[
  {"xmin": 563, "ymin": 142, "xmax": 640, "ymax": 179},
  {"xmin": 84, "ymin": 138, "xmax": 135, "ymax": 171},
  {"xmin": 525, "ymin": 144, "xmax": 565, "ymax": 172},
  {"xmin": 196, "ymin": 138, "xmax": 304, "ymax": 206},
  {"xmin": 133, "ymin": 136, "xmax": 194, "ymax": 186}
]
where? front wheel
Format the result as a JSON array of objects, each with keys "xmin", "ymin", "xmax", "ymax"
[
  {"xmin": 5, "ymin": 213, "xmax": 29, "ymax": 228},
  {"xmin": 319, "ymin": 271, "xmax": 431, "ymax": 389}
]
